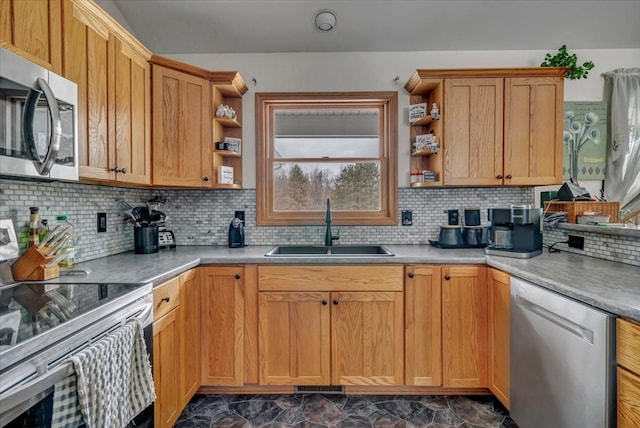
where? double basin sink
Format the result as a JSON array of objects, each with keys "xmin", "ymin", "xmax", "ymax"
[{"xmin": 264, "ymin": 245, "xmax": 394, "ymax": 257}]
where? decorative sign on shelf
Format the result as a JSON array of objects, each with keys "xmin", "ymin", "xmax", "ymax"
[
  {"xmin": 224, "ymin": 137, "xmax": 241, "ymax": 154},
  {"xmin": 408, "ymin": 103, "xmax": 426, "ymax": 123},
  {"xmin": 563, "ymin": 101, "xmax": 607, "ymax": 181}
]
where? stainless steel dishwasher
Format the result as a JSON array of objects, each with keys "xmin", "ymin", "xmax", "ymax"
[{"xmin": 510, "ymin": 277, "xmax": 616, "ymax": 428}]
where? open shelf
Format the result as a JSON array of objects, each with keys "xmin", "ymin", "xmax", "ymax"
[
  {"xmin": 215, "ymin": 150, "xmax": 241, "ymax": 158},
  {"xmin": 410, "ymin": 181, "xmax": 441, "ymax": 188},
  {"xmin": 410, "ymin": 115, "xmax": 436, "ymax": 127},
  {"xmin": 411, "ymin": 148, "xmax": 437, "ymax": 157},
  {"xmin": 214, "ymin": 117, "xmax": 241, "ymax": 128}
]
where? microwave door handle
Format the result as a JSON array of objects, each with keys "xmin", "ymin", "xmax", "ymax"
[{"xmin": 22, "ymin": 78, "xmax": 62, "ymax": 176}]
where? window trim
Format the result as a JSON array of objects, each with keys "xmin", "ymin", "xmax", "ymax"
[{"xmin": 256, "ymin": 91, "xmax": 398, "ymax": 226}]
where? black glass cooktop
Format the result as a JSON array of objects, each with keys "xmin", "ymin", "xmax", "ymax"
[{"xmin": 0, "ymin": 282, "xmax": 148, "ymax": 354}]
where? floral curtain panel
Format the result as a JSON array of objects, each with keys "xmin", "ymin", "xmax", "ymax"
[{"xmin": 603, "ymin": 68, "xmax": 640, "ymax": 212}]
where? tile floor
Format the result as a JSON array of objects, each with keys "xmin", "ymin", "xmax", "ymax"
[{"xmin": 174, "ymin": 393, "xmax": 517, "ymax": 427}]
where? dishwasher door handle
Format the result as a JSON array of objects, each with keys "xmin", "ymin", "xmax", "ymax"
[{"xmin": 516, "ymin": 294, "xmax": 594, "ymax": 344}]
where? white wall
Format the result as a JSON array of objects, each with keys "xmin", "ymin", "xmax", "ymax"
[{"xmin": 167, "ymin": 49, "xmax": 640, "ymax": 189}]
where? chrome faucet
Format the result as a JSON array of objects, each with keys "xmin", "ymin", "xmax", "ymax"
[{"xmin": 324, "ymin": 198, "xmax": 339, "ymax": 246}]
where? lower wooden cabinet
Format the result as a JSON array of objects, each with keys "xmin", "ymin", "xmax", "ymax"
[
  {"xmin": 487, "ymin": 268, "xmax": 510, "ymax": 408},
  {"xmin": 152, "ymin": 277, "xmax": 181, "ymax": 428},
  {"xmin": 258, "ymin": 291, "xmax": 331, "ymax": 385},
  {"xmin": 257, "ymin": 265, "xmax": 404, "ymax": 386},
  {"xmin": 442, "ymin": 265, "xmax": 488, "ymax": 388},
  {"xmin": 404, "ymin": 265, "xmax": 442, "ymax": 386},
  {"xmin": 200, "ymin": 266, "xmax": 245, "ymax": 386},
  {"xmin": 617, "ymin": 318, "xmax": 640, "ymax": 427},
  {"xmin": 178, "ymin": 269, "xmax": 200, "ymax": 407}
]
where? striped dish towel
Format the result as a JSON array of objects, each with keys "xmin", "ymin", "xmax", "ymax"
[{"xmin": 51, "ymin": 319, "xmax": 155, "ymax": 428}]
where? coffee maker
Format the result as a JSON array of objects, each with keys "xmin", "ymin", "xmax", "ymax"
[{"xmin": 485, "ymin": 204, "xmax": 543, "ymax": 258}]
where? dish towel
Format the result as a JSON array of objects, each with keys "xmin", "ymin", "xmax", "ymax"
[{"xmin": 51, "ymin": 319, "xmax": 155, "ymax": 428}]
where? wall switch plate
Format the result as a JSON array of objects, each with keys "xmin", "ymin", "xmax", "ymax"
[
  {"xmin": 401, "ymin": 210, "xmax": 412, "ymax": 226},
  {"xmin": 568, "ymin": 235, "xmax": 584, "ymax": 250},
  {"xmin": 234, "ymin": 210, "xmax": 245, "ymax": 223},
  {"xmin": 97, "ymin": 212, "xmax": 107, "ymax": 233}
]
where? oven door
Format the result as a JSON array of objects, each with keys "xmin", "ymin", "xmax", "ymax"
[
  {"xmin": 0, "ymin": 47, "xmax": 78, "ymax": 181},
  {"xmin": 0, "ymin": 295, "xmax": 153, "ymax": 427}
]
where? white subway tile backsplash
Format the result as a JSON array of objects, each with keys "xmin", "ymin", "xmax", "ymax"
[{"xmin": 2, "ymin": 178, "xmax": 638, "ymax": 267}]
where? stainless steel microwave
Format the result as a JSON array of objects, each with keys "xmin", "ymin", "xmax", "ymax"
[{"xmin": 0, "ymin": 47, "xmax": 78, "ymax": 181}]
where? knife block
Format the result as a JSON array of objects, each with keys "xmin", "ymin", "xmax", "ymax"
[{"xmin": 11, "ymin": 246, "xmax": 59, "ymax": 281}]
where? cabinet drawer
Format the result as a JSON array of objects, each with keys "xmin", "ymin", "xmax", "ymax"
[
  {"xmin": 153, "ymin": 276, "xmax": 180, "ymax": 321},
  {"xmin": 617, "ymin": 318, "xmax": 640, "ymax": 374},
  {"xmin": 617, "ymin": 367, "xmax": 640, "ymax": 427},
  {"xmin": 258, "ymin": 265, "xmax": 403, "ymax": 291}
]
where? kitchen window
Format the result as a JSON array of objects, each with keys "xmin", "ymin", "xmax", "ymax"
[{"xmin": 256, "ymin": 92, "xmax": 397, "ymax": 225}]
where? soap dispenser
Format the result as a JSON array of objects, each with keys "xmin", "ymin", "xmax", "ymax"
[{"xmin": 228, "ymin": 217, "xmax": 245, "ymax": 248}]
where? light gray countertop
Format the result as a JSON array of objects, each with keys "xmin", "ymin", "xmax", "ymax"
[{"xmin": 51, "ymin": 244, "xmax": 640, "ymax": 322}]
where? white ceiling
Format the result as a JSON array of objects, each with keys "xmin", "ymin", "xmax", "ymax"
[{"xmin": 108, "ymin": 0, "xmax": 640, "ymax": 55}]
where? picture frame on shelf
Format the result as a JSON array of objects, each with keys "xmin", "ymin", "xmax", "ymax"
[
  {"xmin": 224, "ymin": 137, "xmax": 241, "ymax": 154},
  {"xmin": 218, "ymin": 165, "xmax": 234, "ymax": 184},
  {"xmin": 409, "ymin": 102, "xmax": 426, "ymax": 123}
]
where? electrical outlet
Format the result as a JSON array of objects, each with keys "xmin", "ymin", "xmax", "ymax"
[
  {"xmin": 401, "ymin": 210, "xmax": 412, "ymax": 226},
  {"xmin": 97, "ymin": 212, "xmax": 107, "ymax": 233},
  {"xmin": 568, "ymin": 235, "xmax": 584, "ymax": 250},
  {"xmin": 234, "ymin": 210, "xmax": 245, "ymax": 223}
]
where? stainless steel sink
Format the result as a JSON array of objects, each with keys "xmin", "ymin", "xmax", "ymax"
[{"xmin": 264, "ymin": 245, "xmax": 394, "ymax": 257}]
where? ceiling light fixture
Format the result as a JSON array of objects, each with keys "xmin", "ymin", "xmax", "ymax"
[{"xmin": 313, "ymin": 9, "xmax": 336, "ymax": 32}]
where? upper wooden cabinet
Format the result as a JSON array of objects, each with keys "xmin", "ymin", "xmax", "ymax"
[
  {"xmin": 151, "ymin": 61, "xmax": 212, "ymax": 187},
  {"xmin": 150, "ymin": 56, "xmax": 247, "ymax": 188},
  {"xmin": 405, "ymin": 68, "xmax": 566, "ymax": 187},
  {"xmin": 62, "ymin": 0, "xmax": 151, "ymax": 185},
  {"xmin": 504, "ymin": 76, "xmax": 564, "ymax": 185},
  {"xmin": 0, "ymin": 0, "xmax": 63, "ymax": 74}
]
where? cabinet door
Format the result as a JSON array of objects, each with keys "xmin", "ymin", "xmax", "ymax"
[
  {"xmin": 178, "ymin": 269, "xmax": 200, "ymax": 407},
  {"xmin": 504, "ymin": 77, "xmax": 563, "ymax": 185},
  {"xmin": 112, "ymin": 37, "xmax": 151, "ymax": 185},
  {"xmin": 443, "ymin": 78, "xmax": 504, "ymax": 186},
  {"xmin": 487, "ymin": 268, "xmax": 510, "ymax": 409},
  {"xmin": 404, "ymin": 265, "xmax": 442, "ymax": 386},
  {"xmin": 200, "ymin": 266, "xmax": 244, "ymax": 386},
  {"xmin": 153, "ymin": 309, "xmax": 181, "ymax": 428},
  {"xmin": 442, "ymin": 265, "xmax": 488, "ymax": 388},
  {"xmin": 258, "ymin": 291, "xmax": 330, "ymax": 385},
  {"xmin": 0, "ymin": 0, "xmax": 62, "ymax": 73},
  {"xmin": 63, "ymin": 1, "xmax": 114, "ymax": 181},
  {"xmin": 152, "ymin": 65, "xmax": 212, "ymax": 187},
  {"xmin": 618, "ymin": 367, "xmax": 640, "ymax": 428},
  {"xmin": 331, "ymin": 291, "xmax": 404, "ymax": 386}
]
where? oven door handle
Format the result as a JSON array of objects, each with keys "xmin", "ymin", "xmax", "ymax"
[
  {"xmin": 0, "ymin": 362, "xmax": 73, "ymax": 420},
  {"xmin": 22, "ymin": 77, "xmax": 62, "ymax": 176}
]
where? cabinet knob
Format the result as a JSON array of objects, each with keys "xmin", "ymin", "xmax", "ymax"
[
  {"xmin": 161, "ymin": 296, "xmax": 170, "ymax": 303},
  {"xmin": 408, "ymin": 273, "xmax": 414, "ymax": 278},
  {"xmin": 322, "ymin": 300, "xmax": 328, "ymax": 305},
  {"xmin": 506, "ymin": 174, "xmax": 512, "ymax": 179},
  {"xmin": 111, "ymin": 167, "xmax": 120, "ymax": 173},
  {"xmin": 444, "ymin": 275, "xmax": 451, "ymax": 280},
  {"xmin": 333, "ymin": 300, "xmax": 339, "ymax": 305},
  {"xmin": 203, "ymin": 176, "xmax": 210, "ymax": 181},
  {"xmin": 496, "ymin": 174, "xmax": 503, "ymax": 179},
  {"xmin": 120, "ymin": 168, "xmax": 126, "ymax": 174},
  {"xmin": 235, "ymin": 274, "xmax": 241, "ymax": 280}
]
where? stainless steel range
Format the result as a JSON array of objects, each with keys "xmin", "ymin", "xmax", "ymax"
[{"xmin": 0, "ymin": 280, "xmax": 153, "ymax": 427}]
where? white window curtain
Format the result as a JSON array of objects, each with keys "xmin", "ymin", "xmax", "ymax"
[{"xmin": 603, "ymin": 68, "xmax": 640, "ymax": 213}]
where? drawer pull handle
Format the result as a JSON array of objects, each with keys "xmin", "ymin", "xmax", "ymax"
[
  {"xmin": 445, "ymin": 275, "xmax": 451, "ymax": 280},
  {"xmin": 203, "ymin": 176, "xmax": 210, "ymax": 181},
  {"xmin": 496, "ymin": 174, "xmax": 503, "ymax": 179},
  {"xmin": 506, "ymin": 174, "xmax": 512, "ymax": 179},
  {"xmin": 408, "ymin": 273, "xmax": 414, "ymax": 278},
  {"xmin": 235, "ymin": 274, "xmax": 241, "ymax": 280},
  {"xmin": 322, "ymin": 300, "xmax": 328, "ymax": 305},
  {"xmin": 333, "ymin": 300, "xmax": 339, "ymax": 305},
  {"xmin": 162, "ymin": 296, "xmax": 170, "ymax": 303}
]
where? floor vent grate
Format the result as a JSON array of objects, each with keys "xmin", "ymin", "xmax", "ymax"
[{"xmin": 294, "ymin": 385, "xmax": 345, "ymax": 395}]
